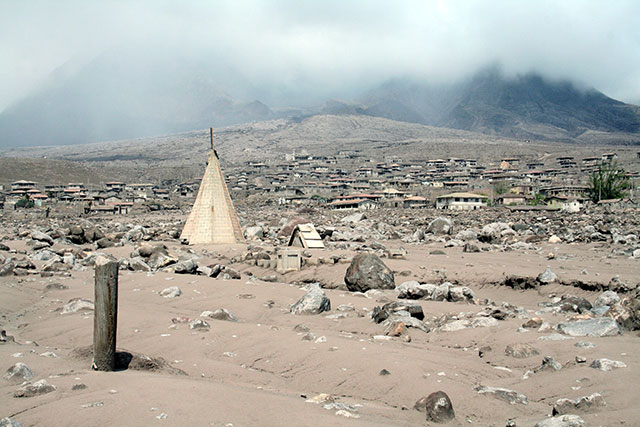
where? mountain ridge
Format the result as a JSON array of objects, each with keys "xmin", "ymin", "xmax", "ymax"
[{"xmin": 0, "ymin": 48, "xmax": 638, "ymax": 148}]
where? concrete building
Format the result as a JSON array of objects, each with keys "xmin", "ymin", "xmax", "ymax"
[{"xmin": 436, "ymin": 192, "xmax": 488, "ymax": 210}]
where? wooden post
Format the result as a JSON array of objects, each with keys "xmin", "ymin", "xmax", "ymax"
[
  {"xmin": 210, "ymin": 127, "xmax": 214, "ymax": 151},
  {"xmin": 93, "ymin": 256, "xmax": 118, "ymax": 371}
]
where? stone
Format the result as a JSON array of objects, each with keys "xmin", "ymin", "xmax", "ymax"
[
  {"xmin": 344, "ymin": 253, "xmax": 394, "ymax": 292},
  {"xmin": 61, "ymin": 298, "xmax": 94, "ymax": 314},
  {"xmin": 31, "ymin": 230, "xmax": 54, "ymax": 245},
  {"xmin": 537, "ymin": 267, "xmax": 558, "ymax": 284},
  {"xmin": 474, "ymin": 385, "xmax": 528, "ymax": 404},
  {"xmin": 0, "ymin": 417, "xmax": 21, "ymax": 427},
  {"xmin": 148, "ymin": 253, "xmax": 177, "ymax": 270},
  {"xmin": 244, "ymin": 226, "xmax": 264, "ymax": 239},
  {"xmin": 455, "ymin": 229, "xmax": 478, "ymax": 241},
  {"xmin": 172, "ymin": 259, "xmax": 198, "ymax": 274},
  {"xmin": 554, "ymin": 296, "xmax": 592, "ymax": 313},
  {"xmin": 14, "ymin": 379, "xmax": 56, "ymax": 398},
  {"xmin": 557, "ymin": 317, "xmax": 621, "ymax": 337},
  {"xmin": 479, "ymin": 222, "xmax": 513, "ymax": 243},
  {"xmin": 590, "ymin": 358, "xmax": 627, "ymax": 371},
  {"xmin": 548, "ymin": 235, "xmax": 562, "ymax": 244},
  {"xmin": 4, "ymin": 362, "xmax": 34, "ymax": 382},
  {"xmin": 188, "ymin": 319, "xmax": 210, "ymax": 330},
  {"xmin": 606, "ymin": 298, "xmax": 640, "ymax": 331},
  {"xmin": 593, "ymin": 290, "xmax": 620, "ymax": 307},
  {"xmin": 160, "ymin": 286, "xmax": 182, "ymax": 298},
  {"xmin": 0, "ymin": 262, "xmax": 14, "ymax": 277},
  {"xmin": 341, "ymin": 212, "xmax": 366, "ymax": 223},
  {"xmin": 522, "ymin": 317, "xmax": 543, "ymax": 329},
  {"xmin": 290, "ymin": 283, "xmax": 331, "ymax": 315},
  {"xmin": 535, "ymin": 415, "xmax": 585, "ymax": 427},
  {"xmin": 129, "ymin": 257, "xmax": 151, "ymax": 272},
  {"xmin": 396, "ymin": 281, "xmax": 436, "ymax": 300},
  {"xmin": 553, "ymin": 392, "xmax": 606, "ymax": 415},
  {"xmin": 536, "ymin": 356, "xmax": 563, "ymax": 372},
  {"xmin": 427, "ymin": 217, "xmax": 453, "ymax": 235},
  {"xmin": 414, "ymin": 391, "xmax": 455, "ymax": 423},
  {"xmin": 471, "ymin": 317, "xmax": 498, "ymax": 328},
  {"xmin": 96, "ymin": 237, "xmax": 115, "ymax": 249},
  {"xmin": 201, "ymin": 308, "xmax": 238, "ymax": 322},
  {"xmin": 463, "ymin": 242, "xmax": 480, "ymax": 253},
  {"xmin": 505, "ymin": 343, "xmax": 540, "ymax": 358},
  {"xmin": 0, "ymin": 243, "xmax": 10, "ymax": 251},
  {"xmin": 372, "ymin": 301, "xmax": 424, "ymax": 323},
  {"xmin": 448, "ymin": 286, "xmax": 476, "ymax": 303}
]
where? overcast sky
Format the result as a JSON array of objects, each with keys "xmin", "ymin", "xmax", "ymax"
[{"xmin": 1, "ymin": 0, "xmax": 639, "ymax": 112}]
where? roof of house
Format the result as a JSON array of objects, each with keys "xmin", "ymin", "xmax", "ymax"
[{"xmin": 436, "ymin": 192, "xmax": 488, "ymax": 199}]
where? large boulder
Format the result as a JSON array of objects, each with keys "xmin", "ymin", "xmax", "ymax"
[
  {"xmin": 606, "ymin": 297, "xmax": 640, "ymax": 330},
  {"xmin": 594, "ymin": 290, "xmax": 620, "ymax": 307},
  {"xmin": 427, "ymin": 217, "xmax": 453, "ymax": 235},
  {"xmin": 479, "ymin": 222, "xmax": 514, "ymax": 243},
  {"xmin": 4, "ymin": 363, "xmax": 34, "ymax": 382},
  {"xmin": 535, "ymin": 415, "xmax": 585, "ymax": 427},
  {"xmin": 344, "ymin": 253, "xmax": 394, "ymax": 292},
  {"xmin": 556, "ymin": 317, "xmax": 621, "ymax": 337},
  {"xmin": 290, "ymin": 283, "xmax": 331, "ymax": 315},
  {"xmin": 416, "ymin": 391, "xmax": 455, "ymax": 423}
]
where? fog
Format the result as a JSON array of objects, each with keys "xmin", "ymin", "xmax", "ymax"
[{"xmin": 1, "ymin": 0, "xmax": 639, "ymax": 112}]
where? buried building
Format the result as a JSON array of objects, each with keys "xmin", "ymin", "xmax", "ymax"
[{"xmin": 180, "ymin": 128, "xmax": 244, "ymax": 244}]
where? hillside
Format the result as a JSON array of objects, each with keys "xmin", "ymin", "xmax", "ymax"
[
  {"xmin": 360, "ymin": 68, "xmax": 640, "ymax": 142},
  {"xmin": 1, "ymin": 51, "xmax": 639, "ymax": 149}
]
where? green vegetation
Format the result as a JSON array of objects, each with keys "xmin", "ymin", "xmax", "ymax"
[
  {"xmin": 15, "ymin": 195, "xmax": 34, "ymax": 209},
  {"xmin": 493, "ymin": 182, "xmax": 509, "ymax": 195},
  {"xmin": 588, "ymin": 161, "xmax": 630, "ymax": 203},
  {"xmin": 527, "ymin": 193, "xmax": 545, "ymax": 206}
]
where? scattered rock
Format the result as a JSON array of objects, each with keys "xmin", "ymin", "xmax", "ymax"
[
  {"xmin": 590, "ymin": 358, "xmax": 627, "ymax": 371},
  {"xmin": 535, "ymin": 415, "xmax": 585, "ymax": 427},
  {"xmin": 593, "ymin": 290, "xmax": 620, "ymax": 307},
  {"xmin": 290, "ymin": 283, "xmax": 331, "ymax": 315},
  {"xmin": 4, "ymin": 362, "xmax": 33, "ymax": 382},
  {"xmin": 160, "ymin": 286, "xmax": 182, "ymax": 298},
  {"xmin": 188, "ymin": 319, "xmax": 210, "ymax": 330},
  {"xmin": 505, "ymin": 343, "xmax": 540, "ymax": 358},
  {"xmin": 61, "ymin": 298, "xmax": 94, "ymax": 314},
  {"xmin": 537, "ymin": 267, "xmax": 558, "ymax": 284},
  {"xmin": 0, "ymin": 417, "xmax": 21, "ymax": 427},
  {"xmin": 421, "ymin": 391, "xmax": 455, "ymax": 423},
  {"xmin": 474, "ymin": 385, "xmax": 528, "ymax": 404},
  {"xmin": 344, "ymin": 253, "xmax": 394, "ymax": 292},
  {"xmin": 556, "ymin": 317, "xmax": 621, "ymax": 337},
  {"xmin": 535, "ymin": 356, "xmax": 563, "ymax": 372},
  {"xmin": 427, "ymin": 217, "xmax": 453, "ymax": 235},
  {"xmin": 201, "ymin": 308, "xmax": 238, "ymax": 322},
  {"xmin": 14, "ymin": 379, "xmax": 56, "ymax": 398},
  {"xmin": 553, "ymin": 392, "xmax": 606, "ymax": 415}
]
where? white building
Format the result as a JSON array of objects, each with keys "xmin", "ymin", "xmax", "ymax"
[{"xmin": 436, "ymin": 192, "xmax": 488, "ymax": 210}]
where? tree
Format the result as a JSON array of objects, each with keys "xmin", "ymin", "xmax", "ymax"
[{"xmin": 588, "ymin": 161, "xmax": 629, "ymax": 203}]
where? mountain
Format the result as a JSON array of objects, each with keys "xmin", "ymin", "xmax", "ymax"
[
  {"xmin": 2, "ymin": 53, "xmax": 639, "ymax": 149},
  {"xmin": 359, "ymin": 67, "xmax": 640, "ymax": 141},
  {"xmin": 0, "ymin": 46, "xmax": 277, "ymax": 148}
]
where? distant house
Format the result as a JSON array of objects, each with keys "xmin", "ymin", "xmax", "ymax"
[
  {"xmin": 496, "ymin": 194, "xmax": 529, "ymax": 206},
  {"xmin": 546, "ymin": 196, "xmax": 586, "ymax": 213},
  {"xmin": 11, "ymin": 180, "xmax": 37, "ymax": 191},
  {"xmin": 328, "ymin": 198, "xmax": 377, "ymax": 210},
  {"xmin": 436, "ymin": 192, "xmax": 488, "ymax": 210},
  {"xmin": 403, "ymin": 195, "xmax": 429, "ymax": 208}
]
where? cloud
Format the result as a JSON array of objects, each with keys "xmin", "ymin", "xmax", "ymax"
[{"xmin": 1, "ymin": 0, "xmax": 639, "ymax": 111}]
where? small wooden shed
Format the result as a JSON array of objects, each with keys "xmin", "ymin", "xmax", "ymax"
[{"xmin": 288, "ymin": 223, "xmax": 325, "ymax": 249}]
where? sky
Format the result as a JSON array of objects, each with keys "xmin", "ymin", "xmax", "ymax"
[{"xmin": 1, "ymin": 0, "xmax": 639, "ymax": 112}]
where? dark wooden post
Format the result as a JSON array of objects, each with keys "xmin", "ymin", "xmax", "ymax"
[{"xmin": 93, "ymin": 256, "xmax": 118, "ymax": 371}]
